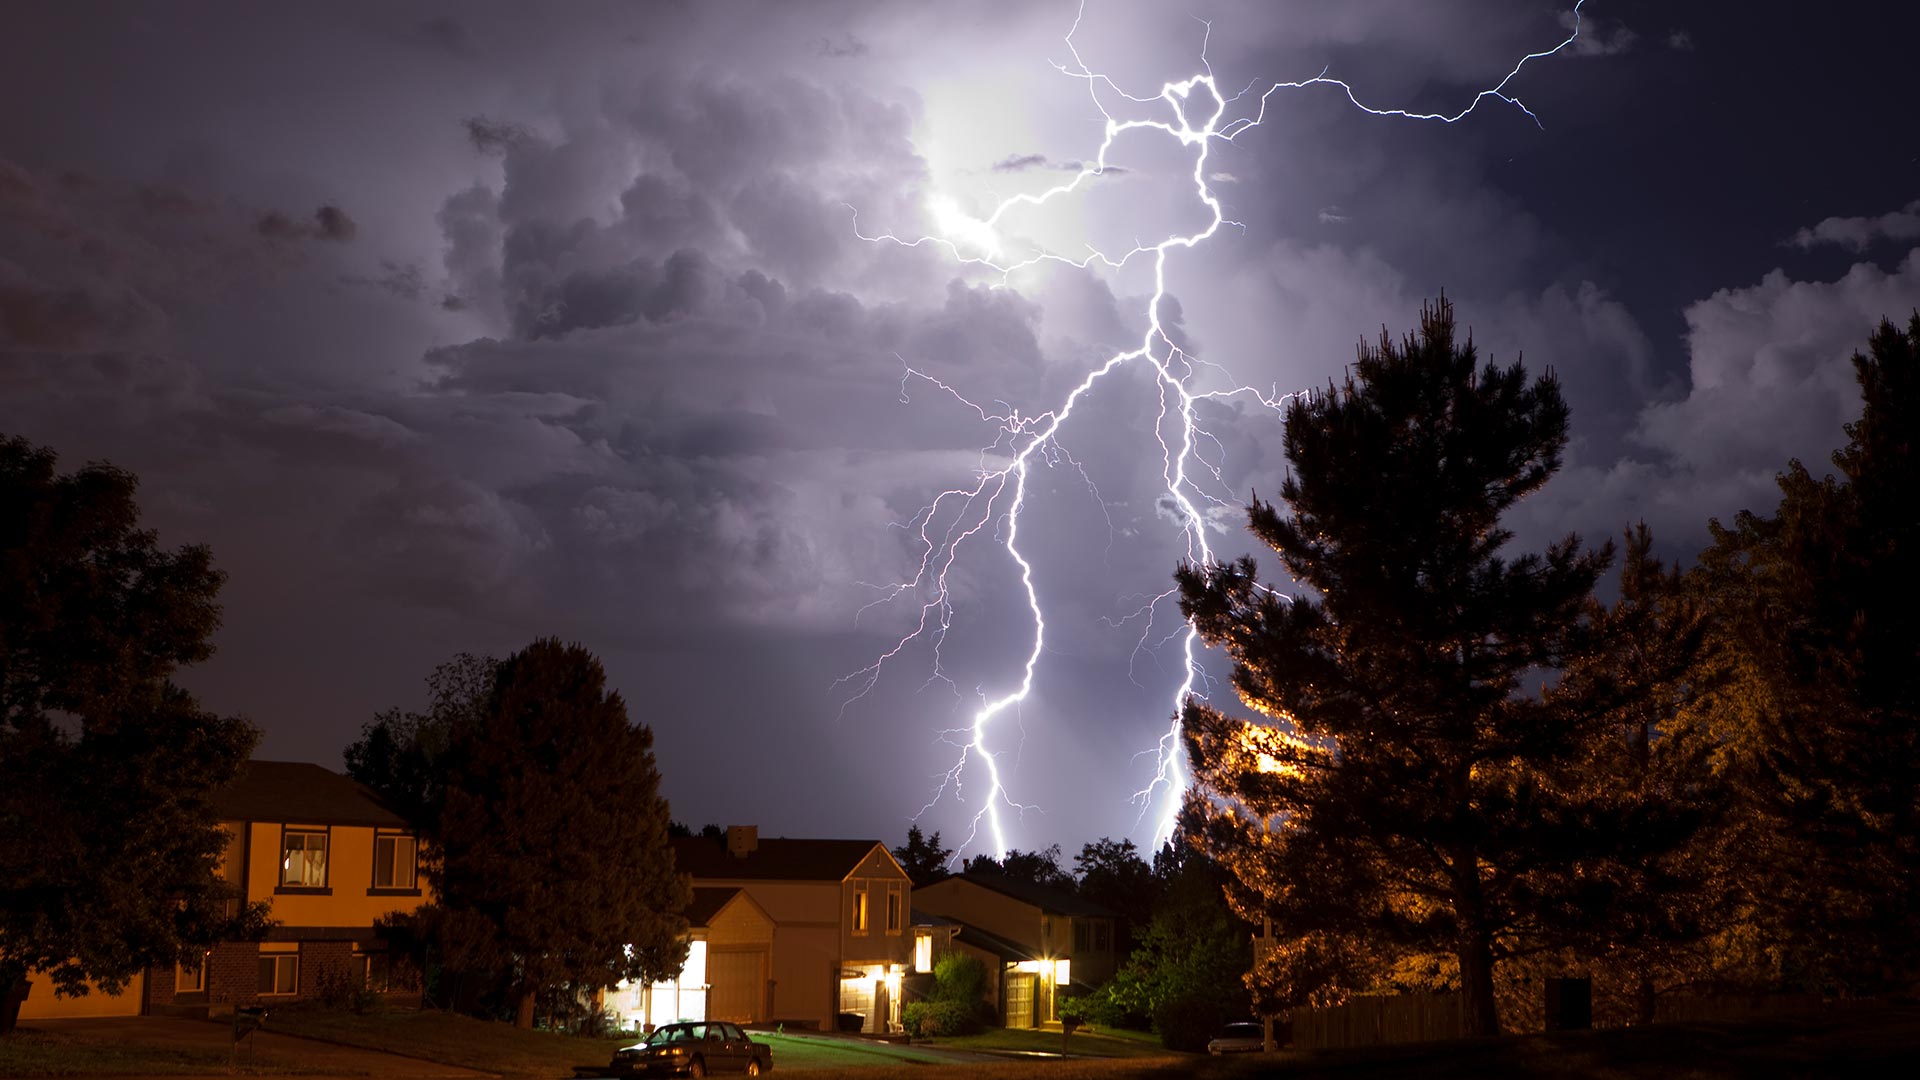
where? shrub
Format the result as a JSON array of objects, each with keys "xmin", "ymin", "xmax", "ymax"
[
  {"xmin": 1154, "ymin": 995, "xmax": 1226, "ymax": 1053},
  {"xmin": 930, "ymin": 952, "xmax": 990, "ymax": 1005},
  {"xmin": 903, "ymin": 999, "xmax": 985, "ymax": 1037}
]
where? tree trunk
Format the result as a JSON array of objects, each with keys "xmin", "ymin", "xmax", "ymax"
[
  {"xmin": 514, "ymin": 988, "xmax": 536, "ymax": 1030},
  {"xmin": 1634, "ymin": 974, "xmax": 1656, "ymax": 1026},
  {"xmin": 1457, "ymin": 931, "xmax": 1499, "ymax": 1037}
]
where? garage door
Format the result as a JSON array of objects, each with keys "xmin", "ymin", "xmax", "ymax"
[
  {"xmin": 1004, "ymin": 973, "xmax": 1035, "ymax": 1029},
  {"xmin": 707, "ymin": 948, "xmax": 767, "ymax": 1023}
]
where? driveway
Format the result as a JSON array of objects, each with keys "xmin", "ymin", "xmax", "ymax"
[{"xmin": 23, "ymin": 1015, "xmax": 494, "ymax": 1078}]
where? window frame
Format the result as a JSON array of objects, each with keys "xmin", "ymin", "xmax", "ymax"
[
  {"xmin": 277, "ymin": 825, "xmax": 332, "ymax": 894},
  {"xmin": 175, "ymin": 951, "xmax": 208, "ymax": 994},
  {"xmin": 258, "ymin": 949, "xmax": 300, "ymax": 997},
  {"xmin": 885, "ymin": 882, "xmax": 903, "ymax": 935},
  {"xmin": 852, "ymin": 882, "xmax": 869, "ymax": 935},
  {"xmin": 369, "ymin": 830, "xmax": 420, "ymax": 895}
]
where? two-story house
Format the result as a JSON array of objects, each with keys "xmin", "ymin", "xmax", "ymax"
[
  {"xmin": 20, "ymin": 760, "xmax": 429, "ymax": 1020},
  {"xmin": 149, "ymin": 760, "xmax": 430, "ymax": 1015},
  {"xmin": 911, "ymin": 873, "xmax": 1121, "ymax": 1029},
  {"xmin": 652, "ymin": 827, "xmax": 913, "ymax": 1033}
]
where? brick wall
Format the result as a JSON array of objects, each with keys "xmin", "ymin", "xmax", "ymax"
[{"xmin": 208, "ymin": 941, "xmax": 261, "ymax": 1007}]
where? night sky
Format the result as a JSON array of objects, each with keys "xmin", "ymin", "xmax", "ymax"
[{"xmin": 4, "ymin": 1, "xmax": 1915, "ymax": 860}]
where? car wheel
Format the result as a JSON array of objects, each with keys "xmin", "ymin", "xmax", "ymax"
[
  {"xmin": 745, "ymin": 1059, "xmax": 763, "ymax": 1076},
  {"xmin": 687, "ymin": 1058, "xmax": 707, "ymax": 1078}
]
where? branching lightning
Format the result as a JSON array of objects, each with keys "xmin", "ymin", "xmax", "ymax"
[{"xmin": 842, "ymin": 1, "xmax": 1589, "ymax": 859}]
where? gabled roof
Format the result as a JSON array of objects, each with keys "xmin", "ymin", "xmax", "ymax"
[
  {"xmin": 215, "ymin": 760, "xmax": 408, "ymax": 829},
  {"xmin": 944, "ymin": 872, "xmax": 1120, "ymax": 919},
  {"xmin": 671, "ymin": 836, "xmax": 897, "ymax": 883},
  {"xmin": 686, "ymin": 888, "xmax": 744, "ymax": 928}
]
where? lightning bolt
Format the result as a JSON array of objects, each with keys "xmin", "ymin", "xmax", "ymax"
[{"xmin": 842, "ymin": 1, "xmax": 1589, "ymax": 859}]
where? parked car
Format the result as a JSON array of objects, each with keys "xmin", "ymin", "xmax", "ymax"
[
  {"xmin": 602, "ymin": 1021, "xmax": 772, "ymax": 1076},
  {"xmin": 1206, "ymin": 1021, "xmax": 1266, "ymax": 1054}
]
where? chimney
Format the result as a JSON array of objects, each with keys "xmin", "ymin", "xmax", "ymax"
[{"xmin": 726, "ymin": 825, "xmax": 759, "ymax": 859}]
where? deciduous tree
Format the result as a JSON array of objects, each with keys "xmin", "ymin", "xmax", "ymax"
[{"xmin": 0, "ymin": 435, "xmax": 265, "ymax": 1008}]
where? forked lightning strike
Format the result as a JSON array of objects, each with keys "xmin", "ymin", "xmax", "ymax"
[{"xmin": 841, "ymin": 1, "xmax": 1589, "ymax": 860}]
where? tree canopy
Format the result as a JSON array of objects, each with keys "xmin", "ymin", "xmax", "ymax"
[
  {"xmin": 892, "ymin": 824, "xmax": 954, "ymax": 887},
  {"xmin": 1175, "ymin": 300, "xmax": 1700, "ymax": 1036},
  {"xmin": 427, "ymin": 637, "xmax": 691, "ymax": 1028},
  {"xmin": 0, "ymin": 434, "xmax": 265, "ymax": 998}
]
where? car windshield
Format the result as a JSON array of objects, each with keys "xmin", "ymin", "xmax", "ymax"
[
  {"xmin": 1220, "ymin": 1023, "xmax": 1262, "ymax": 1037},
  {"xmin": 644, "ymin": 1025, "xmax": 701, "ymax": 1045}
]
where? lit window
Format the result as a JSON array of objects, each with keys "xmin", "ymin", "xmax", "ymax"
[
  {"xmin": 281, "ymin": 829, "xmax": 328, "ymax": 887},
  {"xmin": 258, "ymin": 951, "xmax": 299, "ymax": 996},
  {"xmin": 374, "ymin": 834, "xmax": 417, "ymax": 889},
  {"xmin": 914, "ymin": 932, "xmax": 933, "ymax": 974},
  {"xmin": 852, "ymin": 885, "xmax": 869, "ymax": 933},
  {"xmin": 886, "ymin": 883, "xmax": 902, "ymax": 934}
]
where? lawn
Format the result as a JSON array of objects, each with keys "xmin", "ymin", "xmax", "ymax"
[
  {"xmin": 265, "ymin": 1007, "xmax": 620, "ymax": 1078},
  {"xmin": 748, "ymin": 1031, "xmax": 956, "ymax": 1070},
  {"xmin": 927, "ymin": 1026, "xmax": 1175, "ymax": 1059},
  {"xmin": 0, "ymin": 1026, "xmax": 350, "ymax": 1077}
]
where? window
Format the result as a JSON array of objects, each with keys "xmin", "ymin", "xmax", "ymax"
[
  {"xmin": 885, "ymin": 883, "xmax": 902, "ymax": 934},
  {"xmin": 852, "ymin": 884, "xmax": 869, "ymax": 934},
  {"xmin": 1092, "ymin": 921, "xmax": 1111, "ymax": 952},
  {"xmin": 281, "ymin": 829, "xmax": 328, "ymax": 888},
  {"xmin": 1074, "ymin": 920, "xmax": 1089, "ymax": 950},
  {"xmin": 175, "ymin": 953, "xmax": 207, "ymax": 993},
  {"xmin": 373, "ymin": 833, "xmax": 417, "ymax": 890},
  {"xmin": 354, "ymin": 946, "xmax": 391, "ymax": 993},
  {"xmin": 914, "ymin": 931, "xmax": 933, "ymax": 974},
  {"xmin": 258, "ymin": 951, "xmax": 299, "ymax": 996}
]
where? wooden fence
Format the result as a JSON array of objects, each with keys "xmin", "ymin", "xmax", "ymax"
[
  {"xmin": 1654, "ymin": 993, "xmax": 1823, "ymax": 1023},
  {"xmin": 1292, "ymin": 993, "xmax": 1463, "ymax": 1050}
]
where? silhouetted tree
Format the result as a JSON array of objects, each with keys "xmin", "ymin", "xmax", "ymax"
[
  {"xmin": 1073, "ymin": 837, "xmax": 1157, "ymax": 944},
  {"xmin": 1693, "ymin": 313, "xmax": 1920, "ymax": 993},
  {"xmin": 428, "ymin": 638, "xmax": 691, "ymax": 1028},
  {"xmin": 344, "ymin": 652, "xmax": 496, "ymax": 828},
  {"xmin": 963, "ymin": 844, "xmax": 1075, "ymax": 891},
  {"xmin": 0, "ymin": 435, "xmax": 267, "ymax": 1006},
  {"xmin": 893, "ymin": 825, "xmax": 955, "ymax": 887},
  {"xmin": 1082, "ymin": 851, "xmax": 1251, "ymax": 1050},
  {"xmin": 1177, "ymin": 300, "xmax": 1686, "ymax": 1036}
]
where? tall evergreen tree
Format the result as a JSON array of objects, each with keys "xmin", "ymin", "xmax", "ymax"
[
  {"xmin": 344, "ymin": 652, "xmax": 497, "ymax": 828},
  {"xmin": 1176, "ymin": 300, "xmax": 1685, "ymax": 1036},
  {"xmin": 429, "ymin": 638, "xmax": 691, "ymax": 1028},
  {"xmin": 1692, "ymin": 313, "xmax": 1920, "ymax": 991},
  {"xmin": 1, "ymin": 435, "xmax": 266, "ymax": 1008},
  {"xmin": 892, "ymin": 825, "xmax": 955, "ymax": 887}
]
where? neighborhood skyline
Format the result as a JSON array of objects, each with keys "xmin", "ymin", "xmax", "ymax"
[{"xmin": 2, "ymin": 0, "xmax": 1916, "ymax": 857}]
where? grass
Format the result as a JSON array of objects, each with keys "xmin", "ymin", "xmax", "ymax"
[
  {"xmin": 926, "ymin": 1026, "xmax": 1175, "ymax": 1058},
  {"xmin": 265, "ymin": 1007, "xmax": 622, "ymax": 1078},
  {"xmin": 749, "ymin": 1031, "xmax": 956, "ymax": 1070},
  {"xmin": 0, "ymin": 1026, "xmax": 352, "ymax": 1077}
]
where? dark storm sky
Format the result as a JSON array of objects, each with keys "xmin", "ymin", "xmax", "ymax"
[{"xmin": 3, "ymin": 1, "xmax": 1915, "ymax": 859}]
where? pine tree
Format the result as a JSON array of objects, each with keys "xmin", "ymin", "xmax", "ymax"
[
  {"xmin": 1176, "ymin": 300, "xmax": 1683, "ymax": 1036},
  {"xmin": 429, "ymin": 638, "xmax": 691, "ymax": 1028},
  {"xmin": 1693, "ymin": 313, "xmax": 1920, "ymax": 991}
]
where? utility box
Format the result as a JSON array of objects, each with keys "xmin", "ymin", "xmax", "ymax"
[{"xmin": 1544, "ymin": 978, "xmax": 1592, "ymax": 1031}]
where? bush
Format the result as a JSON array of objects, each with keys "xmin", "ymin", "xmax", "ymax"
[
  {"xmin": 930, "ymin": 952, "xmax": 991, "ymax": 1005},
  {"xmin": 1154, "ymin": 995, "xmax": 1226, "ymax": 1053},
  {"xmin": 1059, "ymin": 981, "xmax": 1147, "ymax": 1029},
  {"xmin": 903, "ymin": 999, "xmax": 985, "ymax": 1037}
]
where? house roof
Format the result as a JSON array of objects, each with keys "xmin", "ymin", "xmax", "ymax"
[
  {"xmin": 947, "ymin": 872, "xmax": 1120, "ymax": 919},
  {"xmin": 214, "ymin": 760, "xmax": 408, "ymax": 829},
  {"xmin": 671, "ymin": 835, "xmax": 895, "ymax": 882},
  {"xmin": 686, "ymin": 888, "xmax": 746, "ymax": 928},
  {"xmin": 949, "ymin": 920, "xmax": 1038, "ymax": 963}
]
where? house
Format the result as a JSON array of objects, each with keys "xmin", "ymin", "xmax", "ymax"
[
  {"xmin": 21, "ymin": 760, "xmax": 429, "ymax": 1020},
  {"xmin": 630, "ymin": 826, "xmax": 914, "ymax": 1033},
  {"xmin": 911, "ymin": 873, "xmax": 1122, "ymax": 1029},
  {"xmin": 151, "ymin": 760, "xmax": 430, "ymax": 1015},
  {"xmin": 601, "ymin": 886, "xmax": 776, "ymax": 1030}
]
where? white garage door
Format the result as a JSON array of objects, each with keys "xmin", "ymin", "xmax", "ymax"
[{"xmin": 707, "ymin": 948, "xmax": 767, "ymax": 1023}]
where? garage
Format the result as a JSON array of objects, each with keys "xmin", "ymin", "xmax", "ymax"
[{"xmin": 706, "ymin": 947, "xmax": 768, "ymax": 1023}]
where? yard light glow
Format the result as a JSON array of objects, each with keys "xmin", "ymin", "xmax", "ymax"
[{"xmin": 844, "ymin": 2, "xmax": 1589, "ymax": 860}]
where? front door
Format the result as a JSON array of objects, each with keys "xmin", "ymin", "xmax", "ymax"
[{"xmin": 1004, "ymin": 973, "xmax": 1035, "ymax": 1029}]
